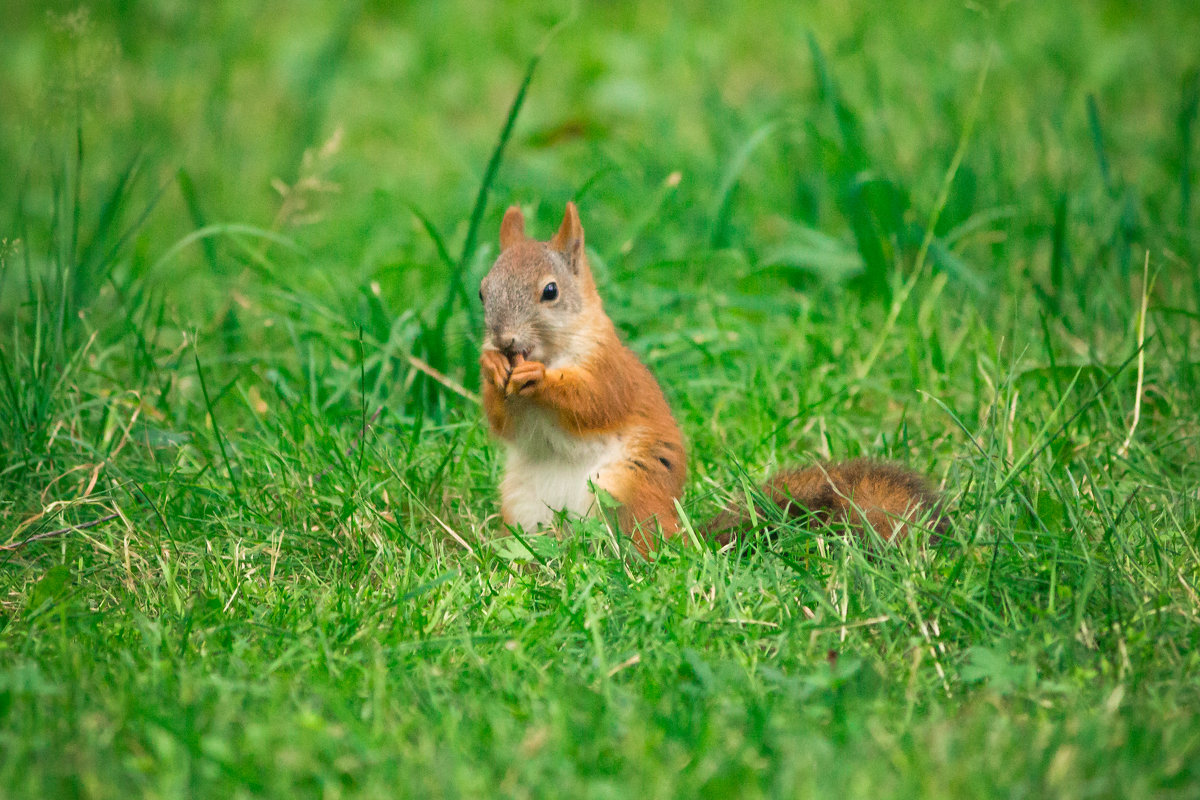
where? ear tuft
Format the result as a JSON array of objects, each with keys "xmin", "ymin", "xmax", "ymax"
[
  {"xmin": 500, "ymin": 206, "xmax": 526, "ymax": 250},
  {"xmin": 550, "ymin": 201, "xmax": 585, "ymax": 271}
]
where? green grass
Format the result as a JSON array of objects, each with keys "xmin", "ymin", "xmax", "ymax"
[{"xmin": 2, "ymin": 1, "xmax": 1200, "ymax": 797}]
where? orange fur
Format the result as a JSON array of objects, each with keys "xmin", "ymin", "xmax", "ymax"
[
  {"xmin": 488, "ymin": 326, "xmax": 687, "ymax": 552},
  {"xmin": 480, "ymin": 203, "xmax": 685, "ymax": 555}
]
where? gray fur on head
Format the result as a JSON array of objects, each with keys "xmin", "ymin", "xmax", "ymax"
[{"xmin": 479, "ymin": 203, "xmax": 599, "ymax": 368}]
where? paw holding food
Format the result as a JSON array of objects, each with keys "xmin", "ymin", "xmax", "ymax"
[
  {"xmin": 505, "ymin": 353, "xmax": 546, "ymax": 397},
  {"xmin": 480, "ymin": 349, "xmax": 512, "ymax": 391}
]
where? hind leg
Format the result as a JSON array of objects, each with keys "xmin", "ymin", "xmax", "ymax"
[{"xmin": 595, "ymin": 467, "xmax": 681, "ymax": 556}]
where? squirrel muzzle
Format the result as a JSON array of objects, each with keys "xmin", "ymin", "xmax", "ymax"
[{"xmin": 491, "ymin": 332, "xmax": 532, "ymax": 363}]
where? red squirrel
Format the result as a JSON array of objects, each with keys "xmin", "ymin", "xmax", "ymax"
[{"xmin": 478, "ymin": 202, "xmax": 945, "ymax": 555}]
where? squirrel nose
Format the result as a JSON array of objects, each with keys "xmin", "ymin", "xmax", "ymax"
[{"xmin": 497, "ymin": 334, "xmax": 526, "ymax": 359}]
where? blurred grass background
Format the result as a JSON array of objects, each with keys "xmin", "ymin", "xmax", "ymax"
[{"xmin": 2, "ymin": 1, "xmax": 1200, "ymax": 797}]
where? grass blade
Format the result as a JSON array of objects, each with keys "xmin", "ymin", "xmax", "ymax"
[
  {"xmin": 149, "ymin": 224, "xmax": 304, "ymax": 275},
  {"xmin": 406, "ymin": 202, "xmax": 456, "ymax": 272},
  {"xmin": 194, "ymin": 349, "xmax": 245, "ymax": 511},
  {"xmin": 1179, "ymin": 70, "xmax": 1199, "ymax": 231},
  {"xmin": 177, "ymin": 167, "xmax": 221, "ymax": 274},
  {"xmin": 1087, "ymin": 94, "xmax": 1114, "ymax": 194},
  {"xmin": 709, "ymin": 120, "xmax": 780, "ymax": 248}
]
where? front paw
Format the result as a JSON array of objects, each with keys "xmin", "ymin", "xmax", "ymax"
[
  {"xmin": 506, "ymin": 357, "xmax": 546, "ymax": 396},
  {"xmin": 480, "ymin": 349, "xmax": 512, "ymax": 391}
]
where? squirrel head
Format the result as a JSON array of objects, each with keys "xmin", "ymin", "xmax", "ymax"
[{"xmin": 479, "ymin": 201, "xmax": 604, "ymax": 366}]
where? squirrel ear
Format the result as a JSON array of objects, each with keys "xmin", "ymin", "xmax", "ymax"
[
  {"xmin": 499, "ymin": 206, "xmax": 526, "ymax": 250},
  {"xmin": 550, "ymin": 201, "xmax": 585, "ymax": 271}
]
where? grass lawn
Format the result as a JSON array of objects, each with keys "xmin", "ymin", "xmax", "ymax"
[{"xmin": 2, "ymin": 2, "xmax": 1199, "ymax": 797}]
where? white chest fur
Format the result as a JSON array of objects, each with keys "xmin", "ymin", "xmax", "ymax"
[{"xmin": 500, "ymin": 404, "xmax": 624, "ymax": 529}]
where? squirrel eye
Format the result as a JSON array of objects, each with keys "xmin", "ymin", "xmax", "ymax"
[
  {"xmin": 541, "ymin": 282, "xmax": 558, "ymax": 302},
  {"xmin": 478, "ymin": 287, "xmax": 484, "ymax": 303}
]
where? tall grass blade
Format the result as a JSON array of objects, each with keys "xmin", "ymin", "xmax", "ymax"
[
  {"xmin": 843, "ymin": 178, "xmax": 892, "ymax": 303},
  {"xmin": 150, "ymin": 224, "xmax": 304, "ymax": 275},
  {"xmin": 194, "ymin": 350, "xmax": 245, "ymax": 511},
  {"xmin": 1049, "ymin": 193, "xmax": 1069, "ymax": 314},
  {"xmin": 807, "ymin": 32, "xmax": 867, "ymax": 169},
  {"xmin": 177, "ymin": 168, "xmax": 221, "ymax": 274},
  {"xmin": 1179, "ymin": 70, "xmax": 1199, "ymax": 234},
  {"xmin": 406, "ymin": 202, "xmax": 456, "ymax": 271},
  {"xmin": 1087, "ymin": 94, "xmax": 1114, "ymax": 194},
  {"xmin": 913, "ymin": 49, "xmax": 991, "ymax": 280},
  {"xmin": 709, "ymin": 120, "xmax": 780, "ymax": 248}
]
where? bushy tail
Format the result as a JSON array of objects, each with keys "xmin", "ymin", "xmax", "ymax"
[{"xmin": 702, "ymin": 459, "xmax": 947, "ymax": 546}]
